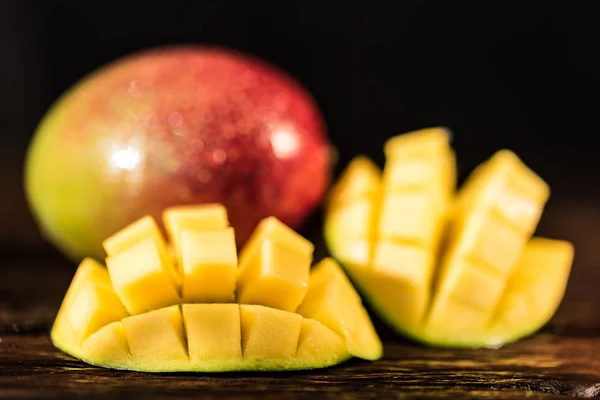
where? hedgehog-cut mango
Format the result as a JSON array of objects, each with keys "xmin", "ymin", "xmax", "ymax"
[
  {"xmin": 51, "ymin": 205, "xmax": 382, "ymax": 372},
  {"xmin": 324, "ymin": 127, "xmax": 574, "ymax": 348}
]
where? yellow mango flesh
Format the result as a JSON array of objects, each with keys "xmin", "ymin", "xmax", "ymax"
[
  {"xmin": 180, "ymin": 228, "xmax": 237, "ymax": 303},
  {"xmin": 324, "ymin": 127, "xmax": 573, "ymax": 348},
  {"xmin": 240, "ymin": 304, "xmax": 303, "ymax": 361},
  {"xmin": 384, "ymin": 127, "xmax": 456, "ymax": 195},
  {"xmin": 327, "ymin": 156, "xmax": 381, "ymax": 208},
  {"xmin": 297, "ymin": 258, "xmax": 382, "ymax": 360},
  {"xmin": 183, "ymin": 304, "xmax": 242, "ymax": 363},
  {"xmin": 52, "ymin": 210, "xmax": 380, "ymax": 372},
  {"xmin": 123, "ymin": 305, "xmax": 189, "ymax": 367},
  {"xmin": 324, "ymin": 156, "xmax": 380, "ymax": 270},
  {"xmin": 106, "ymin": 237, "xmax": 181, "ymax": 315},
  {"xmin": 297, "ymin": 318, "xmax": 348, "ymax": 363},
  {"xmin": 237, "ymin": 239, "xmax": 311, "ymax": 312},
  {"xmin": 489, "ymin": 238, "xmax": 574, "ymax": 344},
  {"xmin": 162, "ymin": 203, "xmax": 229, "ymax": 266},
  {"xmin": 326, "ymin": 127, "xmax": 453, "ymax": 335},
  {"xmin": 80, "ymin": 321, "xmax": 131, "ymax": 368},
  {"xmin": 102, "ymin": 216, "xmax": 179, "ymax": 286},
  {"xmin": 52, "ymin": 258, "xmax": 129, "ymax": 346},
  {"xmin": 237, "ymin": 216, "xmax": 314, "ymax": 282},
  {"xmin": 424, "ymin": 150, "xmax": 550, "ymax": 342}
]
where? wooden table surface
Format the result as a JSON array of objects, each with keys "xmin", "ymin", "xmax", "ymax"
[{"xmin": 1, "ymin": 197, "xmax": 599, "ymax": 399}]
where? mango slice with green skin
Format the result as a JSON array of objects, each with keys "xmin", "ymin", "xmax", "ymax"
[
  {"xmin": 325, "ymin": 127, "xmax": 574, "ymax": 348},
  {"xmin": 52, "ymin": 205, "xmax": 381, "ymax": 372}
]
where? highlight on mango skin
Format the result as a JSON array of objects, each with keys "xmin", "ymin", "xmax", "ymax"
[
  {"xmin": 51, "ymin": 205, "xmax": 382, "ymax": 372},
  {"xmin": 324, "ymin": 127, "xmax": 574, "ymax": 348}
]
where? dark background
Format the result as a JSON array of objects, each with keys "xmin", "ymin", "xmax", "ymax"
[{"xmin": 1, "ymin": 0, "xmax": 598, "ymax": 256}]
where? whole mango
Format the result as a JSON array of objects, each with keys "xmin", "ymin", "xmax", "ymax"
[{"xmin": 25, "ymin": 46, "xmax": 331, "ymax": 261}]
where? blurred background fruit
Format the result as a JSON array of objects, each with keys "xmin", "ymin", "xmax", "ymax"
[{"xmin": 24, "ymin": 46, "xmax": 331, "ymax": 261}]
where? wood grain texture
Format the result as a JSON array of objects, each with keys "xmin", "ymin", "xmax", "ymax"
[{"xmin": 1, "ymin": 198, "xmax": 599, "ymax": 399}]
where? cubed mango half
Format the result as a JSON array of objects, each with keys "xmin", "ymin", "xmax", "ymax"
[
  {"xmin": 324, "ymin": 127, "xmax": 574, "ymax": 348},
  {"xmin": 51, "ymin": 210, "xmax": 379, "ymax": 372}
]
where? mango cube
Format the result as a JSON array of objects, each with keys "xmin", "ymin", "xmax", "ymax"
[
  {"xmin": 240, "ymin": 305, "xmax": 302, "ymax": 360},
  {"xmin": 506, "ymin": 238, "xmax": 574, "ymax": 290},
  {"xmin": 57, "ymin": 258, "xmax": 128, "ymax": 342},
  {"xmin": 106, "ymin": 237, "xmax": 180, "ymax": 315},
  {"xmin": 377, "ymin": 192, "xmax": 445, "ymax": 244},
  {"xmin": 296, "ymin": 319, "xmax": 347, "ymax": 361},
  {"xmin": 382, "ymin": 128, "xmax": 455, "ymax": 199},
  {"xmin": 237, "ymin": 239, "xmax": 311, "ymax": 312},
  {"xmin": 81, "ymin": 322, "xmax": 131, "ymax": 365},
  {"xmin": 371, "ymin": 241, "xmax": 434, "ymax": 289},
  {"xmin": 297, "ymin": 258, "xmax": 382, "ymax": 360},
  {"xmin": 103, "ymin": 215, "xmax": 165, "ymax": 256},
  {"xmin": 180, "ymin": 228, "xmax": 237, "ymax": 302},
  {"xmin": 238, "ymin": 217, "xmax": 313, "ymax": 281},
  {"xmin": 382, "ymin": 153, "xmax": 455, "ymax": 196},
  {"xmin": 183, "ymin": 304, "xmax": 242, "ymax": 362},
  {"xmin": 455, "ymin": 150, "xmax": 549, "ymax": 226},
  {"xmin": 306, "ymin": 258, "xmax": 362, "ymax": 304},
  {"xmin": 494, "ymin": 186, "xmax": 546, "ymax": 234},
  {"xmin": 327, "ymin": 156, "xmax": 381, "ymax": 207},
  {"xmin": 491, "ymin": 238, "xmax": 574, "ymax": 335},
  {"xmin": 326, "ymin": 199, "xmax": 378, "ymax": 241},
  {"xmin": 384, "ymin": 127, "xmax": 450, "ymax": 160},
  {"xmin": 445, "ymin": 263, "xmax": 505, "ymax": 312},
  {"xmin": 66, "ymin": 281, "xmax": 129, "ymax": 342},
  {"xmin": 69, "ymin": 258, "xmax": 115, "ymax": 292},
  {"xmin": 122, "ymin": 305, "xmax": 188, "ymax": 363},
  {"xmin": 162, "ymin": 204, "xmax": 229, "ymax": 264},
  {"xmin": 327, "ymin": 239, "xmax": 372, "ymax": 269},
  {"xmin": 102, "ymin": 215, "xmax": 180, "ymax": 286},
  {"xmin": 350, "ymin": 265, "xmax": 428, "ymax": 330},
  {"xmin": 426, "ymin": 298, "xmax": 490, "ymax": 335},
  {"xmin": 458, "ymin": 211, "xmax": 526, "ymax": 277},
  {"xmin": 325, "ymin": 160, "xmax": 380, "ymax": 269}
]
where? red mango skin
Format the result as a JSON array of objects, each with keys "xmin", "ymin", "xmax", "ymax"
[{"xmin": 25, "ymin": 46, "xmax": 331, "ymax": 261}]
